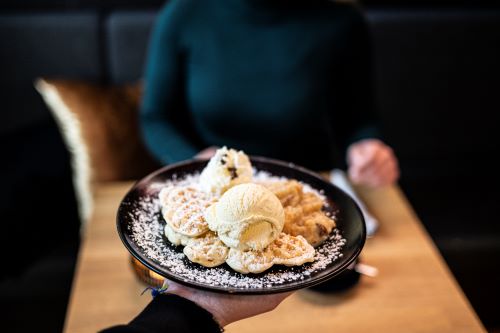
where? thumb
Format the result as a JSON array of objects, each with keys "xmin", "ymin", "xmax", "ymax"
[{"xmin": 348, "ymin": 145, "xmax": 369, "ymax": 171}]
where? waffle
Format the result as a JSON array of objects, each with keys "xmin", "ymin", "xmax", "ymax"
[
  {"xmin": 160, "ymin": 186, "xmax": 216, "ymax": 237},
  {"xmin": 164, "ymin": 223, "xmax": 192, "ymax": 246},
  {"xmin": 226, "ymin": 246, "xmax": 275, "ymax": 274},
  {"xmin": 226, "ymin": 233, "xmax": 315, "ymax": 274},
  {"xmin": 159, "ymin": 185, "xmax": 208, "ymax": 207},
  {"xmin": 269, "ymin": 233, "xmax": 315, "ymax": 266},
  {"xmin": 183, "ymin": 232, "xmax": 229, "ymax": 267},
  {"xmin": 159, "ymin": 177, "xmax": 332, "ymax": 273}
]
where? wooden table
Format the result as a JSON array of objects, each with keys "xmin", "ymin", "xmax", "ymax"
[{"xmin": 64, "ymin": 182, "xmax": 486, "ymax": 333}]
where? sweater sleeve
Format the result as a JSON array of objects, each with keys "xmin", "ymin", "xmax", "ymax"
[
  {"xmin": 329, "ymin": 6, "xmax": 381, "ymax": 159},
  {"xmin": 140, "ymin": 2, "xmax": 200, "ymax": 165},
  {"xmin": 99, "ymin": 294, "xmax": 222, "ymax": 333}
]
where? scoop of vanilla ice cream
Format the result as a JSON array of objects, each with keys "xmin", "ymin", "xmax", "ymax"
[
  {"xmin": 204, "ymin": 183, "xmax": 284, "ymax": 251},
  {"xmin": 199, "ymin": 147, "xmax": 253, "ymax": 195}
]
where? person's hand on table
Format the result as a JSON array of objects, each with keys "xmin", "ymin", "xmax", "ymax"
[
  {"xmin": 195, "ymin": 146, "xmax": 219, "ymax": 160},
  {"xmin": 347, "ymin": 139, "xmax": 400, "ymax": 188},
  {"xmin": 165, "ymin": 278, "xmax": 292, "ymax": 327}
]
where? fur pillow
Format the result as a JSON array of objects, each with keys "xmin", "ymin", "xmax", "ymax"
[{"xmin": 35, "ymin": 78, "xmax": 159, "ymax": 222}]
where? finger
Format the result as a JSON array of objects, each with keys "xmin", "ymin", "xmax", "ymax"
[
  {"xmin": 358, "ymin": 150, "xmax": 392, "ymax": 178},
  {"xmin": 194, "ymin": 146, "xmax": 219, "ymax": 160},
  {"xmin": 361, "ymin": 159, "xmax": 399, "ymax": 187},
  {"xmin": 194, "ymin": 151, "xmax": 213, "ymax": 160},
  {"xmin": 372, "ymin": 170, "xmax": 398, "ymax": 187},
  {"xmin": 349, "ymin": 145, "xmax": 390, "ymax": 180},
  {"xmin": 348, "ymin": 151, "xmax": 371, "ymax": 181},
  {"xmin": 354, "ymin": 152, "xmax": 399, "ymax": 187},
  {"xmin": 349, "ymin": 149, "xmax": 387, "ymax": 183},
  {"xmin": 348, "ymin": 145, "xmax": 375, "ymax": 172},
  {"xmin": 356, "ymin": 147, "xmax": 393, "ymax": 175},
  {"xmin": 370, "ymin": 168, "xmax": 396, "ymax": 187}
]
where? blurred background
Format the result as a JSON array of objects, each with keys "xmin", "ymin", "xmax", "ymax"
[{"xmin": 1, "ymin": 0, "xmax": 499, "ymax": 332}]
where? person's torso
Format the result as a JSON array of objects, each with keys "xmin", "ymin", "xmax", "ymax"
[{"xmin": 171, "ymin": 0, "xmax": 361, "ymax": 169}]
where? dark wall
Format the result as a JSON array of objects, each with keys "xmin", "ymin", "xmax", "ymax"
[
  {"xmin": 0, "ymin": 9, "xmax": 91, "ymax": 333},
  {"xmin": 0, "ymin": 12, "xmax": 101, "ymax": 134},
  {"xmin": 1, "ymin": 0, "xmax": 500, "ymax": 9},
  {"xmin": 367, "ymin": 10, "xmax": 500, "ymax": 326}
]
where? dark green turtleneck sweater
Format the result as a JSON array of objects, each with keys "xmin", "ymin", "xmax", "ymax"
[{"xmin": 141, "ymin": 0, "xmax": 378, "ymax": 170}]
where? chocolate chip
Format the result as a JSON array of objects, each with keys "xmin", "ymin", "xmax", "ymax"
[
  {"xmin": 227, "ymin": 167, "xmax": 238, "ymax": 180},
  {"xmin": 220, "ymin": 153, "xmax": 228, "ymax": 165},
  {"xmin": 317, "ymin": 224, "xmax": 328, "ymax": 236}
]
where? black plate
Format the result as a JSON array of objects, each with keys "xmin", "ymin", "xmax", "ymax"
[{"xmin": 117, "ymin": 156, "xmax": 366, "ymax": 294}]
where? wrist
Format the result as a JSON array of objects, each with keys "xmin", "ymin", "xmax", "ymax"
[{"xmin": 166, "ymin": 287, "xmax": 227, "ymax": 327}]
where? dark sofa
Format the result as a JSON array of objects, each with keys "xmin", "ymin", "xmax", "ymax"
[{"xmin": 1, "ymin": 2, "xmax": 499, "ymax": 332}]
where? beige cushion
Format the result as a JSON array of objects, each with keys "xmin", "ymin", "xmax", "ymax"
[{"xmin": 35, "ymin": 78, "xmax": 159, "ymax": 223}]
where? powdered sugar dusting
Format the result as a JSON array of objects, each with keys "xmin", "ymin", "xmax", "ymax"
[{"xmin": 127, "ymin": 171, "xmax": 346, "ymax": 291}]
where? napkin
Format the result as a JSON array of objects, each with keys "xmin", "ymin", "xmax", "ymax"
[{"xmin": 329, "ymin": 169, "xmax": 378, "ymax": 237}]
